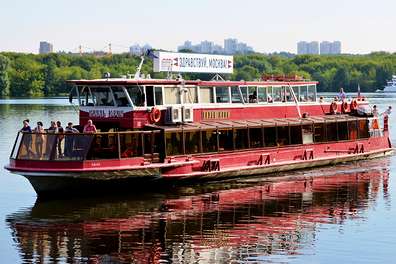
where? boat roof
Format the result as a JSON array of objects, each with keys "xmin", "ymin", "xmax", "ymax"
[
  {"xmin": 66, "ymin": 78, "xmax": 318, "ymax": 86},
  {"xmin": 148, "ymin": 115, "xmax": 367, "ymax": 132}
]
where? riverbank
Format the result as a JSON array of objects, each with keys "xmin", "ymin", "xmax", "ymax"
[{"xmin": 1, "ymin": 52, "xmax": 396, "ymax": 97}]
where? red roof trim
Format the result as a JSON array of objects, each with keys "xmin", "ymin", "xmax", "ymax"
[{"xmin": 67, "ymin": 79, "xmax": 318, "ymax": 86}]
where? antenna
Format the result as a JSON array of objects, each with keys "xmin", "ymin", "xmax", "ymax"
[
  {"xmin": 134, "ymin": 55, "xmax": 145, "ymax": 79},
  {"xmin": 79, "ymin": 45, "xmax": 82, "ymax": 56},
  {"xmin": 108, "ymin": 43, "xmax": 112, "ymax": 56}
]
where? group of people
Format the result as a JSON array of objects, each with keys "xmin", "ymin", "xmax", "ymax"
[{"xmin": 20, "ymin": 119, "xmax": 98, "ymax": 159}]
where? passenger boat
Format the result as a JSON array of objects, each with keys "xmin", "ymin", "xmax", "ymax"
[
  {"xmin": 4, "ymin": 53, "xmax": 393, "ymax": 196},
  {"xmin": 382, "ymin": 75, "xmax": 396, "ymax": 93}
]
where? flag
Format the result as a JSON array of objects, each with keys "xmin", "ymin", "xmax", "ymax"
[{"xmin": 145, "ymin": 49, "xmax": 158, "ymax": 59}]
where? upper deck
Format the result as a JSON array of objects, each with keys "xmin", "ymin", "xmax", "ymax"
[{"xmin": 68, "ymin": 77, "xmax": 327, "ymax": 129}]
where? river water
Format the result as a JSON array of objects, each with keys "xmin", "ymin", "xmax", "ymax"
[{"xmin": 0, "ymin": 94, "xmax": 396, "ymax": 263}]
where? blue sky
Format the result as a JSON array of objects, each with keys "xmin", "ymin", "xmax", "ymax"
[{"xmin": 1, "ymin": 0, "xmax": 395, "ymax": 54}]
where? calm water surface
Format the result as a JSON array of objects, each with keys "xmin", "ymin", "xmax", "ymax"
[{"xmin": 1, "ymin": 94, "xmax": 396, "ymax": 263}]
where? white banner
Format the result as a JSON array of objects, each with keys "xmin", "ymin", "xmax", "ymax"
[{"xmin": 153, "ymin": 51, "xmax": 233, "ymax": 74}]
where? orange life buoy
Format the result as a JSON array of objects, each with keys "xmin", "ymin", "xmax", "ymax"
[
  {"xmin": 330, "ymin": 101, "xmax": 338, "ymax": 114},
  {"xmin": 350, "ymin": 99, "xmax": 358, "ymax": 111},
  {"xmin": 372, "ymin": 119, "xmax": 379, "ymax": 129},
  {"xmin": 341, "ymin": 101, "xmax": 348, "ymax": 113},
  {"xmin": 150, "ymin": 107, "xmax": 161, "ymax": 123}
]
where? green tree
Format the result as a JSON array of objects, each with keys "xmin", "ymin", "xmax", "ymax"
[{"xmin": 0, "ymin": 54, "xmax": 10, "ymax": 96}]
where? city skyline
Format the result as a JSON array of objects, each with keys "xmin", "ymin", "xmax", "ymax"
[{"xmin": 1, "ymin": 0, "xmax": 395, "ymax": 54}]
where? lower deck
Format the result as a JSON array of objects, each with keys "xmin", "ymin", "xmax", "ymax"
[{"xmin": 5, "ymin": 115, "xmax": 392, "ymax": 195}]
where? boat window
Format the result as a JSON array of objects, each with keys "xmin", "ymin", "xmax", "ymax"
[
  {"xmin": 79, "ymin": 86, "xmax": 95, "ymax": 106},
  {"xmin": 182, "ymin": 87, "xmax": 198, "ymax": 104},
  {"xmin": 88, "ymin": 134, "xmax": 119, "ymax": 159},
  {"xmin": 249, "ymin": 127, "xmax": 263, "ymax": 148},
  {"xmin": 302, "ymin": 124, "xmax": 314, "ymax": 144},
  {"xmin": 307, "ymin": 85, "xmax": 316, "ymax": 102},
  {"xmin": 202, "ymin": 130, "xmax": 217, "ymax": 152},
  {"xmin": 338, "ymin": 121, "xmax": 349, "ymax": 140},
  {"xmin": 200, "ymin": 87, "xmax": 214, "ymax": 103},
  {"xmin": 185, "ymin": 131, "xmax": 200, "ymax": 154},
  {"xmin": 267, "ymin": 87, "xmax": 273, "ymax": 103},
  {"xmin": 299, "ymin": 86, "xmax": 308, "ymax": 102},
  {"xmin": 215, "ymin": 87, "xmax": 230, "ymax": 103},
  {"xmin": 313, "ymin": 123, "xmax": 326, "ymax": 142},
  {"xmin": 348, "ymin": 120, "xmax": 358, "ymax": 140},
  {"xmin": 277, "ymin": 126, "xmax": 290, "ymax": 146},
  {"xmin": 111, "ymin": 87, "xmax": 131, "ymax": 107},
  {"xmin": 257, "ymin": 87, "xmax": 267, "ymax": 103},
  {"xmin": 154, "ymin": 86, "xmax": 163, "ymax": 105},
  {"xmin": 143, "ymin": 132, "xmax": 161, "ymax": 159},
  {"xmin": 248, "ymin": 86, "xmax": 258, "ymax": 103},
  {"xmin": 164, "ymin": 86, "xmax": 181, "ymax": 105},
  {"xmin": 326, "ymin": 122, "xmax": 338, "ymax": 141},
  {"xmin": 240, "ymin": 86, "xmax": 248, "ymax": 103},
  {"xmin": 235, "ymin": 128, "xmax": 249, "ymax": 149},
  {"xmin": 165, "ymin": 132, "xmax": 183, "ymax": 155},
  {"xmin": 290, "ymin": 125, "xmax": 303, "ymax": 145},
  {"xmin": 358, "ymin": 119, "xmax": 369, "ymax": 138},
  {"xmin": 91, "ymin": 87, "xmax": 115, "ymax": 106},
  {"xmin": 218, "ymin": 129, "xmax": 233, "ymax": 151},
  {"xmin": 272, "ymin": 86, "xmax": 283, "ymax": 102},
  {"xmin": 264, "ymin": 127, "xmax": 276, "ymax": 147},
  {"xmin": 231, "ymin": 86, "xmax": 243, "ymax": 103},
  {"xmin": 146, "ymin": 86, "xmax": 155, "ymax": 107},
  {"xmin": 292, "ymin": 86, "xmax": 300, "ymax": 102},
  {"xmin": 284, "ymin": 86, "xmax": 293, "ymax": 102},
  {"xmin": 120, "ymin": 133, "xmax": 143, "ymax": 158},
  {"xmin": 126, "ymin": 86, "xmax": 145, "ymax": 107}
]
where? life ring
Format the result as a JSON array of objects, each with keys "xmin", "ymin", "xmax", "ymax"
[
  {"xmin": 341, "ymin": 101, "xmax": 348, "ymax": 113},
  {"xmin": 350, "ymin": 99, "xmax": 358, "ymax": 111},
  {"xmin": 150, "ymin": 107, "xmax": 161, "ymax": 123},
  {"xmin": 330, "ymin": 101, "xmax": 338, "ymax": 114}
]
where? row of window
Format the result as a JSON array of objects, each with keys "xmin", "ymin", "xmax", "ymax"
[
  {"xmin": 76, "ymin": 85, "xmax": 317, "ymax": 108},
  {"xmin": 14, "ymin": 120, "xmax": 370, "ymax": 161},
  {"xmin": 164, "ymin": 120, "xmax": 370, "ymax": 156}
]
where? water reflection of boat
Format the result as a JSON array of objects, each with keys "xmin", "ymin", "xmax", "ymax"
[{"xmin": 6, "ymin": 160, "xmax": 390, "ymax": 263}]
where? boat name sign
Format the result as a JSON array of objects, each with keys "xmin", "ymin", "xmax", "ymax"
[
  {"xmin": 88, "ymin": 109, "xmax": 125, "ymax": 118},
  {"xmin": 153, "ymin": 51, "xmax": 233, "ymax": 74}
]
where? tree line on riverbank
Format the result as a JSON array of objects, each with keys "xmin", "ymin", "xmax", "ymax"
[{"xmin": 0, "ymin": 51, "xmax": 396, "ymax": 97}]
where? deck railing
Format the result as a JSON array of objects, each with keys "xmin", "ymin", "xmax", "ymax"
[{"xmin": 11, "ymin": 130, "xmax": 162, "ymax": 162}]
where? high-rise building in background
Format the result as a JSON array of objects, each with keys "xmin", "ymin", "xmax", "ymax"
[
  {"xmin": 308, "ymin": 41, "xmax": 319, "ymax": 54},
  {"xmin": 177, "ymin": 38, "xmax": 254, "ymax": 54},
  {"xmin": 300, "ymin": 41, "xmax": 342, "ymax": 55},
  {"xmin": 320, "ymin": 41, "xmax": 341, "ymax": 54},
  {"xmin": 129, "ymin": 43, "xmax": 152, "ymax": 56},
  {"xmin": 331, "ymin": 41, "xmax": 341, "ymax": 54},
  {"xmin": 224, "ymin": 38, "xmax": 238, "ymax": 54},
  {"xmin": 297, "ymin": 41, "xmax": 309, "ymax": 55},
  {"xmin": 39, "ymin": 41, "xmax": 53, "ymax": 54},
  {"xmin": 320, "ymin": 41, "xmax": 332, "ymax": 54}
]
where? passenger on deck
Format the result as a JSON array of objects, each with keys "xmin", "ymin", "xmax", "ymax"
[
  {"xmin": 382, "ymin": 106, "xmax": 392, "ymax": 116},
  {"xmin": 57, "ymin": 121, "xmax": 64, "ymax": 158},
  {"xmin": 47, "ymin": 121, "xmax": 58, "ymax": 160},
  {"xmin": 64, "ymin": 122, "xmax": 79, "ymax": 158},
  {"xmin": 338, "ymin": 88, "xmax": 346, "ymax": 101},
  {"xmin": 83, "ymin": 119, "xmax": 97, "ymax": 133},
  {"xmin": 33, "ymin": 121, "xmax": 45, "ymax": 158},
  {"xmin": 20, "ymin": 119, "xmax": 32, "ymax": 156},
  {"xmin": 249, "ymin": 91, "xmax": 257, "ymax": 103},
  {"xmin": 372, "ymin": 105, "xmax": 379, "ymax": 117}
]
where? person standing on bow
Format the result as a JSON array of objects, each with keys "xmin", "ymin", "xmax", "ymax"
[{"xmin": 338, "ymin": 87, "xmax": 346, "ymax": 101}]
